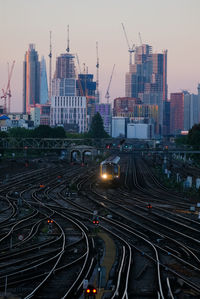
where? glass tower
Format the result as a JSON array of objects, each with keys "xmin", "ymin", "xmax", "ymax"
[
  {"xmin": 40, "ymin": 56, "xmax": 49, "ymax": 104},
  {"xmin": 23, "ymin": 44, "xmax": 40, "ymax": 113}
]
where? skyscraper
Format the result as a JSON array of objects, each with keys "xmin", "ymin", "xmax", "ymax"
[
  {"xmin": 40, "ymin": 56, "xmax": 49, "ymax": 104},
  {"xmin": 23, "ymin": 44, "xmax": 40, "ymax": 113},
  {"xmin": 52, "ymin": 53, "xmax": 76, "ymax": 97},
  {"xmin": 125, "ymin": 44, "xmax": 167, "ymax": 134},
  {"xmin": 170, "ymin": 92, "xmax": 184, "ymax": 134},
  {"xmin": 76, "ymin": 74, "xmax": 96, "ymax": 126},
  {"xmin": 50, "ymin": 47, "xmax": 87, "ymax": 132}
]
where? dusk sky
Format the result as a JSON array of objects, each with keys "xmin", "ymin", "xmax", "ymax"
[{"xmin": 0, "ymin": 0, "xmax": 200, "ymax": 112}]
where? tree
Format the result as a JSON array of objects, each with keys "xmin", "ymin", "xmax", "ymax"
[
  {"xmin": 9, "ymin": 127, "xmax": 33, "ymax": 138},
  {"xmin": 51, "ymin": 126, "xmax": 66, "ymax": 138},
  {"xmin": 33, "ymin": 125, "xmax": 53, "ymax": 138},
  {"xmin": 0, "ymin": 131, "xmax": 8, "ymax": 138},
  {"xmin": 187, "ymin": 124, "xmax": 200, "ymax": 149},
  {"xmin": 88, "ymin": 112, "xmax": 109, "ymax": 138}
]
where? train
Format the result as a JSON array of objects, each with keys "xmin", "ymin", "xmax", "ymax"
[{"xmin": 99, "ymin": 156, "xmax": 120, "ymax": 182}]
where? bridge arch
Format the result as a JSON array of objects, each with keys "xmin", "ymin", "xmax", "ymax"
[{"xmin": 69, "ymin": 145, "xmax": 97, "ymax": 163}]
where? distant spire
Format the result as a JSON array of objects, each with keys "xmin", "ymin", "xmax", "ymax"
[{"xmin": 66, "ymin": 25, "xmax": 70, "ymax": 53}]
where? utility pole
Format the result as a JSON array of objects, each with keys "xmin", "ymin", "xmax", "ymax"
[{"xmin": 48, "ymin": 31, "xmax": 52, "ymax": 102}]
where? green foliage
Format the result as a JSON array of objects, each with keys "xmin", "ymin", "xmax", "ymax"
[
  {"xmin": 66, "ymin": 132, "xmax": 87, "ymax": 139},
  {"xmin": 88, "ymin": 112, "xmax": 109, "ymax": 138},
  {"xmin": 187, "ymin": 124, "xmax": 200, "ymax": 149},
  {"xmin": 8, "ymin": 125, "xmax": 66, "ymax": 138},
  {"xmin": 9, "ymin": 127, "xmax": 33, "ymax": 138},
  {"xmin": 33, "ymin": 125, "xmax": 53, "ymax": 138},
  {"xmin": 0, "ymin": 131, "xmax": 8, "ymax": 137},
  {"xmin": 175, "ymin": 135, "xmax": 188, "ymax": 146}
]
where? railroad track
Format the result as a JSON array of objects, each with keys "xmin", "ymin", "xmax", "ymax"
[{"xmin": 1, "ymin": 155, "xmax": 200, "ymax": 298}]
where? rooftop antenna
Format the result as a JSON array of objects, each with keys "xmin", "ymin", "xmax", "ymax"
[
  {"xmin": 121, "ymin": 23, "xmax": 135, "ymax": 68},
  {"xmin": 48, "ymin": 30, "xmax": 52, "ymax": 101},
  {"xmin": 66, "ymin": 25, "xmax": 70, "ymax": 53},
  {"xmin": 96, "ymin": 41, "xmax": 99, "ymax": 103}
]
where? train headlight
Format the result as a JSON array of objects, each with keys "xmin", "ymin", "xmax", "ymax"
[{"xmin": 102, "ymin": 174, "xmax": 107, "ymax": 179}]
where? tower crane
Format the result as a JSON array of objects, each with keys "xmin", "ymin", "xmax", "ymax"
[
  {"xmin": 1, "ymin": 60, "xmax": 15, "ymax": 113},
  {"xmin": 48, "ymin": 30, "xmax": 52, "ymax": 101},
  {"xmin": 66, "ymin": 24, "xmax": 70, "ymax": 53},
  {"xmin": 105, "ymin": 64, "xmax": 115, "ymax": 104},
  {"xmin": 139, "ymin": 32, "xmax": 143, "ymax": 46},
  {"xmin": 121, "ymin": 23, "xmax": 135, "ymax": 67},
  {"xmin": 96, "ymin": 41, "xmax": 100, "ymax": 103}
]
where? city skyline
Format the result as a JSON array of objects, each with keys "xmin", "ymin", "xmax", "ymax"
[{"xmin": 1, "ymin": 0, "xmax": 200, "ymax": 112}]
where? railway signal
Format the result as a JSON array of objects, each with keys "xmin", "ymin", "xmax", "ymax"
[
  {"xmin": 84, "ymin": 285, "xmax": 97, "ymax": 298},
  {"xmin": 146, "ymin": 203, "xmax": 152, "ymax": 209},
  {"xmin": 92, "ymin": 219, "xmax": 99, "ymax": 225},
  {"xmin": 47, "ymin": 219, "xmax": 53, "ymax": 224},
  {"xmin": 47, "ymin": 219, "xmax": 53, "ymax": 233}
]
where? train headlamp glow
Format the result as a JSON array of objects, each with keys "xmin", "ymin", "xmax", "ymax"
[{"xmin": 102, "ymin": 174, "xmax": 107, "ymax": 179}]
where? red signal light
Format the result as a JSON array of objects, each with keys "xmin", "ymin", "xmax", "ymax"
[
  {"xmin": 86, "ymin": 288, "xmax": 90, "ymax": 293},
  {"xmin": 93, "ymin": 219, "xmax": 99, "ymax": 224},
  {"xmin": 147, "ymin": 204, "xmax": 152, "ymax": 209},
  {"xmin": 93, "ymin": 288, "xmax": 97, "ymax": 293}
]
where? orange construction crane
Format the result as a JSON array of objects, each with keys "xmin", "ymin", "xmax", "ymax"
[{"xmin": 1, "ymin": 60, "xmax": 15, "ymax": 113}]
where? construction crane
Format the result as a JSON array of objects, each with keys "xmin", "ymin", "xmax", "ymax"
[
  {"xmin": 96, "ymin": 41, "xmax": 100, "ymax": 103},
  {"xmin": 76, "ymin": 53, "xmax": 82, "ymax": 74},
  {"xmin": 1, "ymin": 60, "xmax": 15, "ymax": 113},
  {"xmin": 48, "ymin": 30, "xmax": 52, "ymax": 101},
  {"xmin": 139, "ymin": 32, "xmax": 143, "ymax": 46},
  {"xmin": 66, "ymin": 24, "xmax": 70, "ymax": 53},
  {"xmin": 105, "ymin": 64, "xmax": 115, "ymax": 104},
  {"xmin": 121, "ymin": 23, "xmax": 135, "ymax": 67}
]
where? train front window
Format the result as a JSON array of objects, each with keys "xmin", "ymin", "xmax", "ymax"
[
  {"xmin": 114, "ymin": 165, "xmax": 118, "ymax": 174},
  {"xmin": 102, "ymin": 164, "xmax": 113, "ymax": 174}
]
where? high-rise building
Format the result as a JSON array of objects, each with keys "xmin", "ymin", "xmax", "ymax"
[
  {"xmin": 125, "ymin": 44, "xmax": 167, "ymax": 134},
  {"xmin": 95, "ymin": 103, "xmax": 111, "ymax": 135},
  {"xmin": 163, "ymin": 100, "xmax": 170, "ymax": 135},
  {"xmin": 52, "ymin": 53, "xmax": 76, "ymax": 97},
  {"xmin": 50, "ymin": 48, "xmax": 88, "ymax": 132},
  {"xmin": 76, "ymin": 74, "xmax": 97, "ymax": 127},
  {"xmin": 40, "ymin": 56, "xmax": 49, "ymax": 104},
  {"xmin": 183, "ymin": 87, "xmax": 200, "ymax": 131},
  {"xmin": 50, "ymin": 95, "xmax": 87, "ymax": 133},
  {"xmin": 113, "ymin": 97, "xmax": 159, "ymax": 133},
  {"xmin": 170, "ymin": 93, "xmax": 184, "ymax": 134},
  {"xmin": 23, "ymin": 44, "xmax": 40, "ymax": 113}
]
